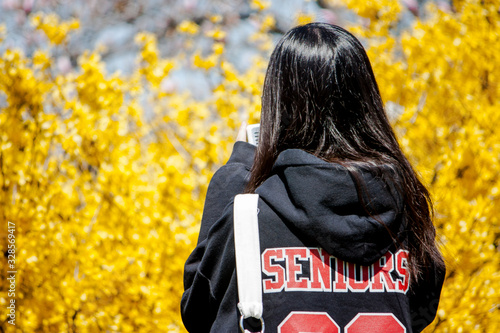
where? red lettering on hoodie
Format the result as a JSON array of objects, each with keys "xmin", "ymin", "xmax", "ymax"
[
  {"xmin": 371, "ymin": 251, "xmax": 397, "ymax": 292},
  {"xmin": 347, "ymin": 262, "xmax": 370, "ymax": 292},
  {"xmin": 333, "ymin": 257, "xmax": 348, "ymax": 291},
  {"xmin": 396, "ymin": 250, "xmax": 410, "ymax": 293},
  {"xmin": 262, "ymin": 248, "xmax": 285, "ymax": 292},
  {"xmin": 309, "ymin": 248, "xmax": 332, "ymax": 291},
  {"xmin": 261, "ymin": 247, "xmax": 410, "ymax": 294},
  {"xmin": 285, "ymin": 248, "xmax": 309, "ymax": 290}
]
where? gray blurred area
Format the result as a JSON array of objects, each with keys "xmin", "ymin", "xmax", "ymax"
[
  {"xmin": 0, "ymin": 0, "xmax": 440, "ymax": 98},
  {"xmin": 0, "ymin": 1, "xmax": 346, "ymax": 70}
]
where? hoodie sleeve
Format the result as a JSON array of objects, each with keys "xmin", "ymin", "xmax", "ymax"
[
  {"xmin": 181, "ymin": 207, "xmax": 236, "ymax": 332},
  {"xmin": 181, "ymin": 142, "xmax": 255, "ymax": 331},
  {"xmin": 196, "ymin": 141, "xmax": 255, "ymax": 244},
  {"xmin": 410, "ymin": 260, "xmax": 446, "ymax": 332}
]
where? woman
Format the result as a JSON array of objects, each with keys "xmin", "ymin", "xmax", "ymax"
[{"xmin": 181, "ymin": 23, "xmax": 445, "ymax": 332}]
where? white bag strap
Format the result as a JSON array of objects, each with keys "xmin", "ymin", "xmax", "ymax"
[{"xmin": 234, "ymin": 194, "xmax": 265, "ymax": 333}]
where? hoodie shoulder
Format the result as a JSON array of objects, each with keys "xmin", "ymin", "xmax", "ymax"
[{"xmin": 197, "ymin": 142, "xmax": 255, "ymax": 244}]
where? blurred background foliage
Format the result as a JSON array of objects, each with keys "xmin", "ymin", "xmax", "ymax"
[{"xmin": 0, "ymin": 0, "xmax": 498, "ymax": 332}]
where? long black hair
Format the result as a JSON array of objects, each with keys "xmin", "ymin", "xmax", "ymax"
[{"xmin": 245, "ymin": 23, "xmax": 444, "ymax": 284}]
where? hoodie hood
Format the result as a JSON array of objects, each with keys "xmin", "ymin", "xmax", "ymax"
[{"xmin": 256, "ymin": 149, "xmax": 404, "ymax": 265}]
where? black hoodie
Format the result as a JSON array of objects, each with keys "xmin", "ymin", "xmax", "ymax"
[{"xmin": 181, "ymin": 142, "xmax": 444, "ymax": 332}]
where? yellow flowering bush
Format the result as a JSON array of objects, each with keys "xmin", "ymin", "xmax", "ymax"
[
  {"xmin": 0, "ymin": 11, "xmax": 263, "ymax": 332},
  {"xmin": 0, "ymin": 0, "xmax": 498, "ymax": 331}
]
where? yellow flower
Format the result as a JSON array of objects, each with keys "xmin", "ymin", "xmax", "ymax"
[
  {"xmin": 0, "ymin": 24, "xmax": 5, "ymax": 43},
  {"xmin": 135, "ymin": 32, "xmax": 174, "ymax": 87},
  {"xmin": 205, "ymin": 29, "xmax": 226, "ymax": 40},
  {"xmin": 250, "ymin": 0, "xmax": 271, "ymax": 11},
  {"xmin": 212, "ymin": 42, "xmax": 224, "ymax": 56},
  {"xmin": 210, "ymin": 15, "xmax": 223, "ymax": 23},
  {"xmin": 260, "ymin": 15, "xmax": 276, "ymax": 32},
  {"xmin": 177, "ymin": 20, "xmax": 199, "ymax": 35},
  {"xmin": 31, "ymin": 12, "xmax": 79, "ymax": 45},
  {"xmin": 32, "ymin": 50, "xmax": 51, "ymax": 71},
  {"xmin": 193, "ymin": 52, "xmax": 218, "ymax": 70},
  {"xmin": 296, "ymin": 12, "xmax": 315, "ymax": 26}
]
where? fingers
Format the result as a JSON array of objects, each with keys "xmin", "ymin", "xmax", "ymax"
[{"xmin": 236, "ymin": 121, "xmax": 247, "ymax": 142}]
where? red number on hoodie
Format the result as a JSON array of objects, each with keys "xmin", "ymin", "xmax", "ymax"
[
  {"xmin": 278, "ymin": 312, "xmax": 340, "ymax": 333},
  {"xmin": 278, "ymin": 312, "xmax": 405, "ymax": 333},
  {"xmin": 345, "ymin": 313, "xmax": 406, "ymax": 333}
]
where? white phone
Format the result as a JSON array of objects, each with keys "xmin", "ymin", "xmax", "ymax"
[{"xmin": 246, "ymin": 124, "xmax": 260, "ymax": 146}]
